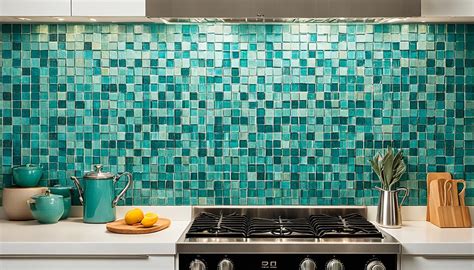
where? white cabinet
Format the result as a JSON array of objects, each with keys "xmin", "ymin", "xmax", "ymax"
[
  {"xmin": 72, "ymin": 0, "xmax": 146, "ymax": 16},
  {"xmin": 0, "ymin": 255, "xmax": 174, "ymax": 270},
  {"xmin": 0, "ymin": 0, "xmax": 71, "ymax": 16},
  {"xmin": 422, "ymin": 0, "xmax": 474, "ymax": 16},
  {"xmin": 402, "ymin": 255, "xmax": 474, "ymax": 270}
]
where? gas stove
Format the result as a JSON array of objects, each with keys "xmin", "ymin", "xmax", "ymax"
[{"xmin": 177, "ymin": 207, "xmax": 400, "ymax": 270}]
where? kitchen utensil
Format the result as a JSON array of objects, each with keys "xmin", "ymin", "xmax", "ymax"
[
  {"xmin": 456, "ymin": 180, "xmax": 472, "ymax": 227},
  {"xmin": 70, "ymin": 164, "xmax": 133, "ymax": 223},
  {"xmin": 426, "ymin": 172, "xmax": 452, "ymax": 221},
  {"xmin": 447, "ymin": 179, "xmax": 471, "ymax": 227},
  {"xmin": 429, "ymin": 178, "xmax": 471, "ymax": 228},
  {"xmin": 49, "ymin": 185, "xmax": 73, "ymax": 219},
  {"xmin": 375, "ymin": 186, "xmax": 409, "ymax": 228},
  {"xmin": 436, "ymin": 181, "xmax": 462, "ymax": 227},
  {"xmin": 106, "ymin": 218, "xmax": 171, "ymax": 234},
  {"xmin": 2, "ymin": 187, "xmax": 48, "ymax": 220},
  {"xmin": 27, "ymin": 190, "xmax": 64, "ymax": 224},
  {"xmin": 12, "ymin": 164, "xmax": 43, "ymax": 187},
  {"xmin": 428, "ymin": 179, "xmax": 445, "ymax": 226}
]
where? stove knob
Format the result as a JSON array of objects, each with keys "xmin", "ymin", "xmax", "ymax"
[
  {"xmin": 218, "ymin": 258, "xmax": 234, "ymax": 270},
  {"xmin": 300, "ymin": 258, "xmax": 317, "ymax": 270},
  {"xmin": 366, "ymin": 260, "xmax": 386, "ymax": 270},
  {"xmin": 189, "ymin": 259, "xmax": 206, "ymax": 270},
  {"xmin": 326, "ymin": 259, "xmax": 344, "ymax": 270}
]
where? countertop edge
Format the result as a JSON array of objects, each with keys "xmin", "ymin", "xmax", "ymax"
[
  {"xmin": 0, "ymin": 242, "xmax": 178, "ymax": 256},
  {"xmin": 380, "ymin": 221, "xmax": 474, "ymax": 256}
]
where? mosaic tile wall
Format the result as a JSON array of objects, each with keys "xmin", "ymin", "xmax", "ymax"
[{"xmin": 1, "ymin": 23, "xmax": 473, "ymax": 206}]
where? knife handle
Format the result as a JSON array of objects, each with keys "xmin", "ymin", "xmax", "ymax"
[{"xmin": 443, "ymin": 181, "xmax": 453, "ymax": 206}]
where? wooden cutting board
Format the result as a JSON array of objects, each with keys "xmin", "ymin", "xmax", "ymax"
[{"xmin": 106, "ymin": 218, "xmax": 171, "ymax": 234}]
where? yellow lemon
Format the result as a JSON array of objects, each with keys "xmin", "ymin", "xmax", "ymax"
[
  {"xmin": 141, "ymin": 212, "xmax": 159, "ymax": 227},
  {"xmin": 125, "ymin": 208, "xmax": 144, "ymax": 225}
]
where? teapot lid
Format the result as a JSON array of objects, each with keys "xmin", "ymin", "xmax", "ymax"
[{"xmin": 84, "ymin": 164, "xmax": 115, "ymax": 180}]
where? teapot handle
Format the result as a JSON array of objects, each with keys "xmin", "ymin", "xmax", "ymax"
[
  {"xmin": 70, "ymin": 176, "xmax": 84, "ymax": 205},
  {"xmin": 112, "ymin": 172, "xmax": 133, "ymax": 207}
]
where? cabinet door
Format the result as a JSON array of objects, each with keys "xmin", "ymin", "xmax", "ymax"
[
  {"xmin": 0, "ymin": 0, "xmax": 71, "ymax": 16},
  {"xmin": 72, "ymin": 0, "xmax": 146, "ymax": 16},
  {"xmin": 0, "ymin": 255, "xmax": 174, "ymax": 270},
  {"xmin": 402, "ymin": 255, "xmax": 474, "ymax": 270},
  {"xmin": 422, "ymin": 0, "xmax": 474, "ymax": 16}
]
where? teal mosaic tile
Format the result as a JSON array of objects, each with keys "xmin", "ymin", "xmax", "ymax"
[{"xmin": 1, "ymin": 23, "xmax": 473, "ymax": 206}]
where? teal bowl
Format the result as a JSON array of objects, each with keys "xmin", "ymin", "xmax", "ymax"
[
  {"xmin": 12, "ymin": 164, "xmax": 43, "ymax": 187},
  {"xmin": 49, "ymin": 186, "xmax": 72, "ymax": 198},
  {"xmin": 49, "ymin": 186, "xmax": 72, "ymax": 219},
  {"xmin": 60, "ymin": 196, "xmax": 71, "ymax": 220}
]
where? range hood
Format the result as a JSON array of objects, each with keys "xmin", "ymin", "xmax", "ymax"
[{"xmin": 146, "ymin": 0, "xmax": 422, "ymax": 23}]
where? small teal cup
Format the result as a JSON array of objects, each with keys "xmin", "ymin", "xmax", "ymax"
[
  {"xmin": 49, "ymin": 186, "xmax": 72, "ymax": 220},
  {"xmin": 12, "ymin": 164, "xmax": 43, "ymax": 187},
  {"xmin": 28, "ymin": 190, "xmax": 64, "ymax": 224}
]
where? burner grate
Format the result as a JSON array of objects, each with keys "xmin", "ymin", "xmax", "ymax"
[
  {"xmin": 186, "ymin": 212, "xmax": 248, "ymax": 238},
  {"xmin": 310, "ymin": 213, "xmax": 383, "ymax": 238},
  {"xmin": 186, "ymin": 212, "xmax": 383, "ymax": 239},
  {"xmin": 248, "ymin": 217, "xmax": 316, "ymax": 238}
]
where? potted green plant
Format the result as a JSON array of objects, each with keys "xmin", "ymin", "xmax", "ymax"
[{"xmin": 369, "ymin": 146, "xmax": 409, "ymax": 228}]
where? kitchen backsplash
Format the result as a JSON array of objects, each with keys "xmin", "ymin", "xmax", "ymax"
[{"xmin": 1, "ymin": 23, "xmax": 473, "ymax": 206}]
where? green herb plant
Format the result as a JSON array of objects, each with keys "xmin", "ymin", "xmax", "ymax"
[{"xmin": 369, "ymin": 146, "xmax": 407, "ymax": 191}]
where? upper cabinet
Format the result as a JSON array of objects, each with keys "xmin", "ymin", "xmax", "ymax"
[
  {"xmin": 422, "ymin": 0, "xmax": 474, "ymax": 16},
  {"xmin": 72, "ymin": 0, "xmax": 146, "ymax": 16},
  {"xmin": 0, "ymin": 0, "xmax": 71, "ymax": 16}
]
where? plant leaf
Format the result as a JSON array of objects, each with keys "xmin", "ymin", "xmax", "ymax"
[
  {"xmin": 381, "ymin": 148, "xmax": 394, "ymax": 189},
  {"xmin": 369, "ymin": 158, "xmax": 383, "ymax": 183}
]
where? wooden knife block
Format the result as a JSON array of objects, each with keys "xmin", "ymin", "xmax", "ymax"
[
  {"xmin": 427, "ymin": 173, "xmax": 471, "ymax": 228},
  {"xmin": 429, "ymin": 198, "xmax": 471, "ymax": 228}
]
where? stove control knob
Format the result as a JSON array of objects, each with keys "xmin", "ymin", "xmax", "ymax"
[
  {"xmin": 366, "ymin": 260, "xmax": 386, "ymax": 270},
  {"xmin": 326, "ymin": 259, "xmax": 344, "ymax": 270},
  {"xmin": 189, "ymin": 259, "xmax": 206, "ymax": 270},
  {"xmin": 300, "ymin": 258, "xmax": 317, "ymax": 270},
  {"xmin": 218, "ymin": 259, "xmax": 234, "ymax": 270}
]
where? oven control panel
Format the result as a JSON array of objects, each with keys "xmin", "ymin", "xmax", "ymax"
[{"xmin": 180, "ymin": 254, "xmax": 397, "ymax": 270}]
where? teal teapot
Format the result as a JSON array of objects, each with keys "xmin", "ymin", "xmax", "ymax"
[{"xmin": 71, "ymin": 164, "xmax": 132, "ymax": 223}]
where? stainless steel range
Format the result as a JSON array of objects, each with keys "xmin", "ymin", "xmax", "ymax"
[{"xmin": 177, "ymin": 207, "xmax": 400, "ymax": 270}]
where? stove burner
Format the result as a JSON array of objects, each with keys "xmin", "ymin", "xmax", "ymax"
[
  {"xmin": 186, "ymin": 212, "xmax": 383, "ymax": 239},
  {"xmin": 248, "ymin": 217, "xmax": 316, "ymax": 238},
  {"xmin": 310, "ymin": 213, "xmax": 383, "ymax": 238},
  {"xmin": 186, "ymin": 212, "xmax": 248, "ymax": 237}
]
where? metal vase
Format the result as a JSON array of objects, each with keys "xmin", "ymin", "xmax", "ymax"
[{"xmin": 375, "ymin": 186, "xmax": 409, "ymax": 228}]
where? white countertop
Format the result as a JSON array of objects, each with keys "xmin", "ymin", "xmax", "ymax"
[
  {"xmin": 381, "ymin": 221, "xmax": 474, "ymax": 256},
  {"xmin": 1, "ymin": 207, "xmax": 473, "ymax": 257},
  {"xmin": 0, "ymin": 206, "xmax": 192, "ymax": 256}
]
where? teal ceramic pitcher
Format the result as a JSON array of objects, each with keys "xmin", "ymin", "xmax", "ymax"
[{"xmin": 71, "ymin": 164, "xmax": 132, "ymax": 223}]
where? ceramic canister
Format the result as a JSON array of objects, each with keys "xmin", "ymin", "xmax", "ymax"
[{"xmin": 49, "ymin": 185, "xmax": 73, "ymax": 219}]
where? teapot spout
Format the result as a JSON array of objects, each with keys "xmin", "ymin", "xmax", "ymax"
[{"xmin": 70, "ymin": 176, "xmax": 84, "ymax": 205}]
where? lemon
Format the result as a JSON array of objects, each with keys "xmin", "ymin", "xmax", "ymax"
[
  {"xmin": 141, "ymin": 212, "xmax": 159, "ymax": 227},
  {"xmin": 125, "ymin": 208, "xmax": 144, "ymax": 225}
]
